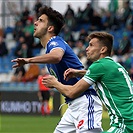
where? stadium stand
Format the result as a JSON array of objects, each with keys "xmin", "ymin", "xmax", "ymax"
[{"xmin": 0, "ymin": 0, "xmax": 133, "ymax": 91}]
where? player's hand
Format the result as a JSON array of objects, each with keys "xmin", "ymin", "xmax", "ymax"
[
  {"xmin": 42, "ymin": 75, "xmax": 58, "ymax": 88},
  {"xmin": 64, "ymin": 68, "xmax": 77, "ymax": 81},
  {"xmin": 11, "ymin": 58, "xmax": 29, "ymax": 68}
]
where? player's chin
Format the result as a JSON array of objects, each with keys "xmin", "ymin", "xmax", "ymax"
[
  {"xmin": 33, "ymin": 31, "xmax": 38, "ymax": 37},
  {"xmin": 33, "ymin": 32, "xmax": 36, "ymax": 37},
  {"xmin": 86, "ymin": 56, "xmax": 90, "ymax": 60}
]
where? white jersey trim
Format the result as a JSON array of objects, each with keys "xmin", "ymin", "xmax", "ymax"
[
  {"xmin": 82, "ymin": 77, "xmax": 94, "ymax": 85},
  {"xmin": 50, "ymin": 47, "xmax": 65, "ymax": 53}
]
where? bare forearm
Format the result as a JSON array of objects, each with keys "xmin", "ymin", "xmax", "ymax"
[
  {"xmin": 28, "ymin": 54, "xmax": 60, "ymax": 64},
  {"xmin": 75, "ymin": 69, "xmax": 87, "ymax": 77},
  {"xmin": 53, "ymin": 79, "xmax": 88, "ymax": 99},
  {"xmin": 42, "ymin": 75, "xmax": 89, "ymax": 99},
  {"xmin": 54, "ymin": 82, "xmax": 74, "ymax": 97}
]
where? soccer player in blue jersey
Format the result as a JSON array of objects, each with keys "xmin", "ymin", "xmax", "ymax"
[{"xmin": 11, "ymin": 6, "xmax": 103, "ymax": 132}]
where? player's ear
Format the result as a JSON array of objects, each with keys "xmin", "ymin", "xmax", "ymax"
[
  {"xmin": 101, "ymin": 46, "xmax": 107, "ymax": 54},
  {"xmin": 48, "ymin": 26, "xmax": 54, "ymax": 32}
]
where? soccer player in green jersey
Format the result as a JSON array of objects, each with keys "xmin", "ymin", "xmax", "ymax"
[{"xmin": 42, "ymin": 31, "xmax": 133, "ymax": 132}]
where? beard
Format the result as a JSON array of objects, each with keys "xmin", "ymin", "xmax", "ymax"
[{"xmin": 34, "ymin": 27, "xmax": 48, "ymax": 39}]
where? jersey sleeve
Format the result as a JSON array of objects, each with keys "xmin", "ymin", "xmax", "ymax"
[
  {"xmin": 83, "ymin": 61, "xmax": 104, "ymax": 85},
  {"xmin": 48, "ymin": 40, "xmax": 66, "ymax": 52}
]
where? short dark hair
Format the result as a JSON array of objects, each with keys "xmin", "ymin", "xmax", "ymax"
[
  {"xmin": 88, "ymin": 31, "xmax": 114, "ymax": 56},
  {"xmin": 38, "ymin": 5, "xmax": 65, "ymax": 35}
]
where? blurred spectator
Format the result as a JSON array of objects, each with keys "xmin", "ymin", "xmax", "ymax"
[
  {"xmin": 61, "ymin": 26, "xmax": 75, "ymax": 42},
  {"xmin": 125, "ymin": 12, "xmax": 133, "ymax": 31},
  {"xmin": 13, "ymin": 21, "xmax": 24, "ymax": 41},
  {"xmin": 78, "ymin": 50, "xmax": 88, "ymax": 69},
  {"xmin": 78, "ymin": 28, "xmax": 88, "ymax": 43},
  {"xmin": 111, "ymin": 49, "xmax": 120, "ymax": 63},
  {"xmin": 14, "ymin": 36, "xmax": 25, "ymax": 52},
  {"xmin": 81, "ymin": 3, "xmax": 94, "ymax": 24},
  {"xmin": 64, "ymin": 4, "xmax": 76, "ymax": 30},
  {"xmin": 24, "ymin": 31, "xmax": 35, "ymax": 49},
  {"xmin": 37, "ymin": 67, "xmax": 50, "ymax": 115},
  {"xmin": 120, "ymin": 1, "xmax": 132, "ymax": 26},
  {"xmin": 14, "ymin": 42, "xmax": 32, "ymax": 58},
  {"xmin": 75, "ymin": 7, "xmax": 83, "ymax": 22},
  {"xmin": 65, "ymin": 12, "xmax": 76, "ymax": 30},
  {"xmin": 84, "ymin": 35, "xmax": 90, "ymax": 48},
  {"xmin": 122, "ymin": 54, "xmax": 132, "ymax": 75},
  {"xmin": 73, "ymin": 40, "xmax": 86, "ymax": 55},
  {"xmin": 33, "ymin": 38, "xmax": 42, "ymax": 49},
  {"xmin": 101, "ymin": 10, "xmax": 119, "ymax": 31},
  {"xmin": 118, "ymin": 32, "xmax": 131, "ymax": 55},
  {"xmin": 108, "ymin": 0, "xmax": 119, "ymax": 14},
  {"xmin": 117, "ymin": 32, "xmax": 132, "ymax": 67},
  {"xmin": 0, "ymin": 36, "xmax": 8, "ymax": 57},
  {"xmin": 23, "ymin": 20, "xmax": 34, "ymax": 35},
  {"xmin": 11, "ymin": 66, "xmax": 26, "ymax": 82},
  {"xmin": 14, "ymin": 11, "xmax": 22, "ymax": 22},
  {"xmin": 21, "ymin": 6, "xmax": 30, "ymax": 26},
  {"xmin": 107, "ymin": 0, "xmax": 119, "ymax": 30},
  {"xmin": 64, "ymin": 4, "xmax": 75, "ymax": 17},
  {"xmin": 89, "ymin": 10, "xmax": 102, "ymax": 31},
  {"xmin": 67, "ymin": 40, "xmax": 75, "ymax": 48}
]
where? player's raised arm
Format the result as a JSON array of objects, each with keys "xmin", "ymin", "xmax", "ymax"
[
  {"xmin": 11, "ymin": 58, "xmax": 30, "ymax": 68},
  {"xmin": 11, "ymin": 48, "xmax": 64, "ymax": 68}
]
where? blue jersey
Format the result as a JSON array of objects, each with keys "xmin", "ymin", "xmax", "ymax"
[{"xmin": 46, "ymin": 36, "xmax": 95, "ymax": 102}]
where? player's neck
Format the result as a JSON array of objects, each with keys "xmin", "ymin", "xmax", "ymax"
[
  {"xmin": 40, "ymin": 35, "xmax": 49, "ymax": 48},
  {"xmin": 41, "ymin": 34, "xmax": 56, "ymax": 48}
]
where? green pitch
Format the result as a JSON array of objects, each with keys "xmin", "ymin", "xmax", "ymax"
[
  {"xmin": 0, "ymin": 115, "xmax": 60, "ymax": 133},
  {"xmin": 0, "ymin": 113, "xmax": 110, "ymax": 133}
]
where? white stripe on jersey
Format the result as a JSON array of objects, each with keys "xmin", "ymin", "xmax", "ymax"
[
  {"xmin": 87, "ymin": 95, "xmax": 94, "ymax": 129},
  {"xmin": 97, "ymin": 81, "xmax": 123, "ymax": 124}
]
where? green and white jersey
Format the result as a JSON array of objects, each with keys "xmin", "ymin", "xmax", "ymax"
[{"xmin": 83, "ymin": 57, "xmax": 133, "ymax": 126}]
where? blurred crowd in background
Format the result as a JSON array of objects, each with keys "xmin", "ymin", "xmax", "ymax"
[{"xmin": 0, "ymin": 0, "xmax": 133, "ymax": 85}]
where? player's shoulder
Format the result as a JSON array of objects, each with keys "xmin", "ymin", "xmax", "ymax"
[{"xmin": 49, "ymin": 36, "xmax": 66, "ymax": 46}]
